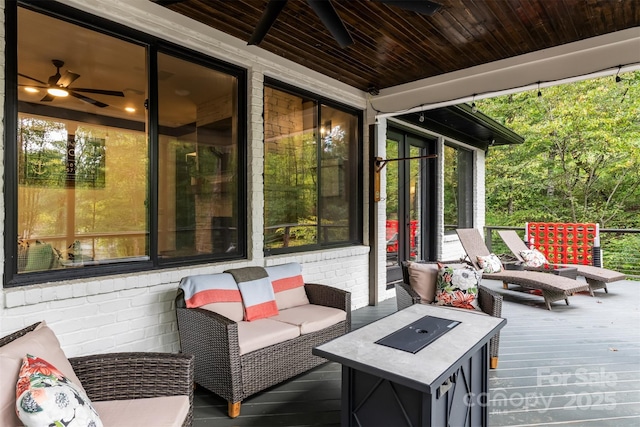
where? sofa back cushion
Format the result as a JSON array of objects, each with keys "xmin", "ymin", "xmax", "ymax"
[
  {"xmin": 407, "ymin": 262, "xmax": 439, "ymax": 304},
  {"xmin": 265, "ymin": 263, "xmax": 310, "ymax": 310},
  {"xmin": 0, "ymin": 322, "xmax": 85, "ymax": 427},
  {"xmin": 179, "ymin": 273, "xmax": 244, "ymax": 322}
]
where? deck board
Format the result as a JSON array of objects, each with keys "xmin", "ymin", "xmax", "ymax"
[{"xmin": 193, "ymin": 278, "xmax": 639, "ymax": 426}]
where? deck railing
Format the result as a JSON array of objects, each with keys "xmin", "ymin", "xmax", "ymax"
[{"xmin": 485, "ymin": 225, "xmax": 640, "ymax": 279}]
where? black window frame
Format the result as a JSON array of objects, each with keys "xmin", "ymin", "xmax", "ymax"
[
  {"xmin": 443, "ymin": 143, "xmax": 474, "ymax": 233},
  {"xmin": 263, "ymin": 77, "xmax": 363, "ymax": 256},
  {"xmin": 4, "ymin": 0, "xmax": 248, "ymax": 287}
]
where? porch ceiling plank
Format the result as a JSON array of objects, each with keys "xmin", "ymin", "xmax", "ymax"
[{"xmin": 152, "ymin": 0, "xmax": 639, "ymax": 106}]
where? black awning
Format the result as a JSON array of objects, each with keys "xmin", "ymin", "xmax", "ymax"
[{"xmin": 398, "ymin": 103, "xmax": 524, "ymax": 150}]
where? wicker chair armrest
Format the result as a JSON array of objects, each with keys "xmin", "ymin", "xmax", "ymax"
[
  {"xmin": 395, "ymin": 281, "xmax": 421, "ymax": 311},
  {"xmin": 478, "ymin": 285, "xmax": 503, "ymax": 318},
  {"xmin": 304, "ymin": 283, "xmax": 350, "ymax": 311},
  {"xmin": 304, "ymin": 283, "xmax": 351, "ymax": 331},
  {"xmin": 69, "ymin": 352, "xmax": 194, "ymax": 403}
]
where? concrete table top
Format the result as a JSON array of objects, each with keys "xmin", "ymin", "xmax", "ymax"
[{"xmin": 314, "ymin": 304, "xmax": 506, "ymax": 394}]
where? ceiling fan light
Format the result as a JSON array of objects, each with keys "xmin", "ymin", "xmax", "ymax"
[
  {"xmin": 125, "ymin": 107, "xmax": 136, "ymax": 113},
  {"xmin": 24, "ymin": 87, "xmax": 39, "ymax": 93},
  {"xmin": 47, "ymin": 87, "xmax": 69, "ymax": 97}
]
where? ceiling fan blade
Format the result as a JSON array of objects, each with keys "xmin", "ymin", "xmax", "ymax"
[
  {"xmin": 40, "ymin": 93, "xmax": 55, "ymax": 102},
  {"xmin": 307, "ymin": 0, "xmax": 354, "ymax": 48},
  {"xmin": 70, "ymin": 91, "xmax": 109, "ymax": 108},
  {"xmin": 248, "ymin": 0, "xmax": 288, "ymax": 46},
  {"xmin": 374, "ymin": 0, "xmax": 442, "ymax": 15},
  {"xmin": 56, "ymin": 71, "xmax": 80, "ymax": 88},
  {"xmin": 70, "ymin": 88, "xmax": 125, "ymax": 97},
  {"xmin": 18, "ymin": 84, "xmax": 48, "ymax": 89},
  {"xmin": 18, "ymin": 73, "xmax": 47, "ymax": 86}
]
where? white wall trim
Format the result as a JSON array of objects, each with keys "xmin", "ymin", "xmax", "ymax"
[{"xmin": 373, "ymin": 27, "xmax": 640, "ymax": 116}]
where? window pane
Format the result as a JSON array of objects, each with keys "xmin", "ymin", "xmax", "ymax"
[
  {"xmin": 263, "ymin": 87, "xmax": 318, "ymax": 249},
  {"xmin": 444, "ymin": 145, "xmax": 473, "ymax": 231},
  {"xmin": 408, "ymin": 145, "xmax": 422, "ymax": 261},
  {"xmin": 319, "ymin": 105, "xmax": 358, "ymax": 244},
  {"xmin": 385, "ymin": 138, "xmax": 399, "ymax": 266},
  {"xmin": 17, "ymin": 7, "xmax": 148, "ymax": 273},
  {"xmin": 157, "ymin": 53, "xmax": 239, "ymax": 259}
]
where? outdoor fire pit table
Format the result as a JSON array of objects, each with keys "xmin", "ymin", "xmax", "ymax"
[{"xmin": 313, "ymin": 304, "xmax": 506, "ymax": 427}]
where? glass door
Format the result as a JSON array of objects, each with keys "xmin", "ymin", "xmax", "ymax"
[{"xmin": 385, "ymin": 128, "xmax": 436, "ymax": 285}]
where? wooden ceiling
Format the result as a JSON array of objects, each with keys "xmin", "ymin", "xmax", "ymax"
[{"xmin": 153, "ymin": 0, "xmax": 640, "ymax": 92}]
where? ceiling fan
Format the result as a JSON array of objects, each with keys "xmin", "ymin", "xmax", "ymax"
[
  {"xmin": 248, "ymin": 0, "xmax": 443, "ymax": 48},
  {"xmin": 18, "ymin": 59, "xmax": 125, "ymax": 108}
]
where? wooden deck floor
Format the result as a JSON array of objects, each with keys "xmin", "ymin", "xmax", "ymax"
[{"xmin": 192, "ymin": 278, "xmax": 639, "ymax": 426}]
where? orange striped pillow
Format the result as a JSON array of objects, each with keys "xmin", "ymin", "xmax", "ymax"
[{"xmin": 266, "ymin": 263, "xmax": 310, "ymax": 310}]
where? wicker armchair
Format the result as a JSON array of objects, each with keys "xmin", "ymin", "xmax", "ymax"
[
  {"xmin": 396, "ymin": 261, "xmax": 503, "ymax": 369},
  {"xmin": 1, "ymin": 322, "xmax": 195, "ymax": 427},
  {"xmin": 176, "ymin": 282, "xmax": 351, "ymax": 418}
]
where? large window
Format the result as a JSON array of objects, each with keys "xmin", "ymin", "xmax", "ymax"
[
  {"xmin": 443, "ymin": 144, "xmax": 474, "ymax": 231},
  {"xmin": 263, "ymin": 83, "xmax": 361, "ymax": 253},
  {"xmin": 6, "ymin": 2, "xmax": 245, "ymax": 285}
]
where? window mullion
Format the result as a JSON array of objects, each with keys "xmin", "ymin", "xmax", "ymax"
[{"xmin": 148, "ymin": 46, "xmax": 159, "ymax": 264}]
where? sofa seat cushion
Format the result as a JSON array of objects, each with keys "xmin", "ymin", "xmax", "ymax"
[
  {"xmin": 92, "ymin": 395, "xmax": 189, "ymax": 427},
  {"xmin": 270, "ymin": 304, "xmax": 347, "ymax": 335},
  {"xmin": 0, "ymin": 322, "xmax": 85, "ymax": 427},
  {"xmin": 237, "ymin": 319, "xmax": 300, "ymax": 356}
]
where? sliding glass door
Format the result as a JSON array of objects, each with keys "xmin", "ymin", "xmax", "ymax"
[{"xmin": 385, "ymin": 128, "xmax": 437, "ymax": 284}]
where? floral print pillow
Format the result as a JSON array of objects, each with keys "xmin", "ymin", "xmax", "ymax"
[
  {"xmin": 519, "ymin": 248, "xmax": 549, "ymax": 268},
  {"xmin": 477, "ymin": 253, "xmax": 503, "ymax": 273},
  {"xmin": 435, "ymin": 264, "xmax": 481, "ymax": 310},
  {"xmin": 16, "ymin": 354, "xmax": 102, "ymax": 427}
]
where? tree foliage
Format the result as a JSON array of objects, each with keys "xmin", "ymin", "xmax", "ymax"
[{"xmin": 480, "ymin": 71, "xmax": 640, "ymax": 228}]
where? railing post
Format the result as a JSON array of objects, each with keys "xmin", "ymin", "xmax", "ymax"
[{"xmin": 283, "ymin": 226, "xmax": 290, "ymax": 248}]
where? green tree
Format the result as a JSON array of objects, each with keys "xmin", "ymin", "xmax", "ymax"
[{"xmin": 481, "ymin": 71, "xmax": 640, "ymax": 228}]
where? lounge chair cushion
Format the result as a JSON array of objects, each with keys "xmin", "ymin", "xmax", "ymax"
[
  {"xmin": 16, "ymin": 354, "xmax": 102, "ymax": 427},
  {"xmin": 271, "ymin": 304, "xmax": 347, "ymax": 334},
  {"xmin": 92, "ymin": 396, "xmax": 189, "ymax": 427},
  {"xmin": 237, "ymin": 318, "xmax": 300, "ymax": 355},
  {"xmin": 520, "ymin": 248, "xmax": 549, "ymax": 267},
  {"xmin": 407, "ymin": 262, "xmax": 439, "ymax": 303},
  {"xmin": 435, "ymin": 264, "xmax": 481, "ymax": 310},
  {"xmin": 477, "ymin": 253, "xmax": 503, "ymax": 273},
  {"xmin": 0, "ymin": 322, "xmax": 86, "ymax": 427},
  {"xmin": 266, "ymin": 262, "xmax": 310, "ymax": 310}
]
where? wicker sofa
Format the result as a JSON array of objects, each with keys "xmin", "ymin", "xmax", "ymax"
[
  {"xmin": 175, "ymin": 265, "xmax": 351, "ymax": 418},
  {"xmin": 0, "ymin": 322, "xmax": 195, "ymax": 427},
  {"xmin": 396, "ymin": 260, "xmax": 503, "ymax": 369}
]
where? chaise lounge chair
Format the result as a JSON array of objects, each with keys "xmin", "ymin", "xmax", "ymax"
[
  {"xmin": 497, "ymin": 229, "xmax": 626, "ymax": 296},
  {"xmin": 456, "ymin": 228, "xmax": 590, "ymax": 310}
]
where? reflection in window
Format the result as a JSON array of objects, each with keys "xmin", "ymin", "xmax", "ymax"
[
  {"xmin": 13, "ymin": 5, "xmax": 244, "ymax": 280},
  {"xmin": 264, "ymin": 86, "xmax": 360, "ymax": 252},
  {"xmin": 17, "ymin": 7, "xmax": 148, "ymax": 273},
  {"xmin": 444, "ymin": 145, "xmax": 474, "ymax": 232},
  {"xmin": 157, "ymin": 53, "xmax": 239, "ymax": 259}
]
